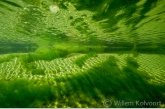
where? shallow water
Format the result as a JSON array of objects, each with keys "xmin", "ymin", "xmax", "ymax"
[{"xmin": 0, "ymin": 0, "xmax": 165, "ymax": 108}]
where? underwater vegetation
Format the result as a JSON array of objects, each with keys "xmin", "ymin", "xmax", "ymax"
[
  {"xmin": 0, "ymin": 54, "xmax": 18, "ymax": 63},
  {"xmin": 0, "ymin": 55, "xmax": 165, "ymax": 108},
  {"xmin": 20, "ymin": 49, "xmax": 69, "ymax": 63},
  {"xmin": 0, "ymin": 48, "xmax": 70, "ymax": 79},
  {"xmin": 0, "ymin": 48, "xmax": 69, "ymax": 64},
  {"xmin": 0, "ymin": 79, "xmax": 54, "ymax": 108},
  {"xmin": 74, "ymin": 52, "xmax": 97, "ymax": 67},
  {"xmin": 18, "ymin": 48, "xmax": 69, "ymax": 75}
]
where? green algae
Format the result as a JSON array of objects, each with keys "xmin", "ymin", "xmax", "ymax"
[{"xmin": 0, "ymin": 56, "xmax": 164, "ymax": 107}]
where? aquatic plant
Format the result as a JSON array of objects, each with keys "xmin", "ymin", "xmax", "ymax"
[
  {"xmin": 74, "ymin": 52, "xmax": 97, "ymax": 67},
  {"xmin": 0, "ymin": 78, "xmax": 55, "ymax": 108},
  {"xmin": 0, "ymin": 54, "xmax": 18, "ymax": 63},
  {"xmin": 53, "ymin": 55, "xmax": 165, "ymax": 107},
  {"xmin": 20, "ymin": 49, "xmax": 69, "ymax": 63},
  {"xmin": 0, "ymin": 54, "xmax": 165, "ymax": 107}
]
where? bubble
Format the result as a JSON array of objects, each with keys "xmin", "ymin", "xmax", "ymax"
[{"xmin": 49, "ymin": 5, "xmax": 60, "ymax": 13}]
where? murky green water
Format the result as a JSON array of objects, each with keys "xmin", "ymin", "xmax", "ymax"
[{"xmin": 0, "ymin": 0, "xmax": 165, "ymax": 108}]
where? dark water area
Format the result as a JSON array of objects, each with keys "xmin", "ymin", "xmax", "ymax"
[{"xmin": 0, "ymin": 43, "xmax": 38, "ymax": 54}]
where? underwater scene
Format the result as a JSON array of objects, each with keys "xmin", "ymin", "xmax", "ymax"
[{"xmin": 0, "ymin": 0, "xmax": 165, "ymax": 108}]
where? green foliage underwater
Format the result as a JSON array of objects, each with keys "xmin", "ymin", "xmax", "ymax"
[{"xmin": 0, "ymin": 0, "xmax": 165, "ymax": 108}]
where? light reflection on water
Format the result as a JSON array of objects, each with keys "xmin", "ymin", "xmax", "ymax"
[{"xmin": 0, "ymin": 0, "xmax": 164, "ymax": 54}]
